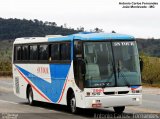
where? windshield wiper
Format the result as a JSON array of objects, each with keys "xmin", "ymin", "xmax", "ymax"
[{"xmin": 117, "ymin": 61, "xmax": 131, "ymax": 87}]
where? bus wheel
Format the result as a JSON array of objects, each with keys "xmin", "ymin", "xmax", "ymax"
[
  {"xmin": 69, "ymin": 94, "xmax": 77, "ymax": 113},
  {"xmin": 27, "ymin": 87, "xmax": 35, "ymax": 105},
  {"xmin": 113, "ymin": 106, "xmax": 125, "ymax": 114}
]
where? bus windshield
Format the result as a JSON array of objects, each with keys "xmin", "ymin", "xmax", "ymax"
[{"xmin": 83, "ymin": 41, "xmax": 141, "ymax": 88}]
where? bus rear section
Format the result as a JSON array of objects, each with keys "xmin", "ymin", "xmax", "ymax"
[{"xmin": 12, "ymin": 33, "xmax": 142, "ymax": 114}]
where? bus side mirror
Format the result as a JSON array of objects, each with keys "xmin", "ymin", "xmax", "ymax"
[{"xmin": 140, "ymin": 58, "xmax": 143, "ymax": 72}]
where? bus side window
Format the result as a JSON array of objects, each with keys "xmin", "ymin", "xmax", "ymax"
[
  {"xmin": 15, "ymin": 46, "xmax": 21, "ymax": 61},
  {"xmin": 39, "ymin": 44, "xmax": 49, "ymax": 60},
  {"xmin": 60, "ymin": 43, "xmax": 71, "ymax": 60},
  {"xmin": 30, "ymin": 45, "xmax": 38, "ymax": 60},
  {"xmin": 51, "ymin": 44, "xmax": 60, "ymax": 60},
  {"xmin": 21, "ymin": 45, "xmax": 29, "ymax": 60}
]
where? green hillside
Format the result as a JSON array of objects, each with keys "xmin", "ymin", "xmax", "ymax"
[
  {"xmin": 136, "ymin": 38, "xmax": 160, "ymax": 57},
  {"xmin": 0, "ymin": 18, "xmax": 82, "ymax": 40}
]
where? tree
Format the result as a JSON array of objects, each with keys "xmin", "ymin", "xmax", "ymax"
[
  {"xmin": 112, "ymin": 30, "xmax": 116, "ymax": 33},
  {"xmin": 94, "ymin": 27, "xmax": 103, "ymax": 32},
  {"xmin": 141, "ymin": 55, "xmax": 160, "ymax": 85}
]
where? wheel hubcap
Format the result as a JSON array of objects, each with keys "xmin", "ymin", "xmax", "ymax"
[
  {"xmin": 70, "ymin": 98, "xmax": 76, "ymax": 112},
  {"xmin": 29, "ymin": 92, "xmax": 32, "ymax": 104}
]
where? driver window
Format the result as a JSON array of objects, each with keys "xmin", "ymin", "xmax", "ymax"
[{"xmin": 84, "ymin": 44, "xmax": 97, "ymax": 64}]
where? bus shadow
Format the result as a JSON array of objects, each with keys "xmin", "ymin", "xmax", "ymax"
[{"xmin": 20, "ymin": 101, "xmax": 133, "ymax": 118}]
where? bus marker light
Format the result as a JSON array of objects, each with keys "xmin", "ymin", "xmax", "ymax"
[{"xmin": 86, "ymin": 92, "xmax": 90, "ymax": 96}]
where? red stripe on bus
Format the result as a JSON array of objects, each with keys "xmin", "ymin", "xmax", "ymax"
[
  {"xmin": 57, "ymin": 76, "xmax": 68, "ymax": 103},
  {"xmin": 16, "ymin": 68, "xmax": 51, "ymax": 103}
]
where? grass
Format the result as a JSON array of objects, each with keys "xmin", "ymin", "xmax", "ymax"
[
  {"xmin": 0, "ymin": 40, "xmax": 13, "ymax": 76},
  {"xmin": 0, "ymin": 39, "xmax": 13, "ymax": 50},
  {"xmin": 0, "ymin": 40, "xmax": 13, "ymax": 61}
]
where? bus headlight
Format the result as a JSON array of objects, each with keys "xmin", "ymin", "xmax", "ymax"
[
  {"xmin": 92, "ymin": 100, "xmax": 96, "ymax": 104},
  {"xmin": 136, "ymin": 98, "xmax": 140, "ymax": 101},
  {"xmin": 132, "ymin": 90, "xmax": 141, "ymax": 93}
]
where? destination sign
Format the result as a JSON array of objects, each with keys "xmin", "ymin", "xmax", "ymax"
[{"xmin": 113, "ymin": 42, "xmax": 135, "ymax": 46}]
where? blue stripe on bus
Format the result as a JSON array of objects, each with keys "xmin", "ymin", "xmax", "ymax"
[
  {"xmin": 48, "ymin": 33, "xmax": 134, "ymax": 42},
  {"xmin": 130, "ymin": 86, "xmax": 140, "ymax": 89},
  {"xmin": 48, "ymin": 35, "xmax": 73, "ymax": 42},
  {"xmin": 73, "ymin": 33, "xmax": 134, "ymax": 40},
  {"xmin": 16, "ymin": 64, "xmax": 70, "ymax": 103}
]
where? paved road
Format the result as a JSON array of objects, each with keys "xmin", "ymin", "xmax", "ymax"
[{"xmin": 0, "ymin": 78, "xmax": 160, "ymax": 119}]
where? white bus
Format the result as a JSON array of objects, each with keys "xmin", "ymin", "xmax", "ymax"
[{"xmin": 13, "ymin": 32, "xmax": 142, "ymax": 113}]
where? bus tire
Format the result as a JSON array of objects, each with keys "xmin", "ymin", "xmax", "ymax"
[
  {"xmin": 27, "ymin": 87, "xmax": 35, "ymax": 106},
  {"xmin": 113, "ymin": 106, "xmax": 125, "ymax": 114},
  {"xmin": 69, "ymin": 94, "xmax": 77, "ymax": 114}
]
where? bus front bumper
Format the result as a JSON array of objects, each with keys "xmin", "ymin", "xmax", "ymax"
[{"xmin": 84, "ymin": 94, "xmax": 142, "ymax": 108}]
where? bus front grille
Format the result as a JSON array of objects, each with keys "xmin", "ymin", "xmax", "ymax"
[{"xmin": 103, "ymin": 91, "xmax": 129, "ymax": 95}]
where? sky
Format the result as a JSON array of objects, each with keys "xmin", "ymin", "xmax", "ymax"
[{"xmin": 0, "ymin": 0, "xmax": 160, "ymax": 38}]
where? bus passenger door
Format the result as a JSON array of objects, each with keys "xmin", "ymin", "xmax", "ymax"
[{"xmin": 73, "ymin": 40, "xmax": 84, "ymax": 90}]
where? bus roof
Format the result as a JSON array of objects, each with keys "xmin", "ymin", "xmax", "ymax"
[{"xmin": 14, "ymin": 32, "xmax": 134, "ymax": 44}]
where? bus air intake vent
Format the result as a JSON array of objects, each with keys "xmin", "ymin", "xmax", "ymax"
[
  {"xmin": 103, "ymin": 91, "xmax": 129, "ymax": 95},
  {"xmin": 118, "ymin": 91, "xmax": 129, "ymax": 94},
  {"xmin": 103, "ymin": 92, "xmax": 115, "ymax": 95}
]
